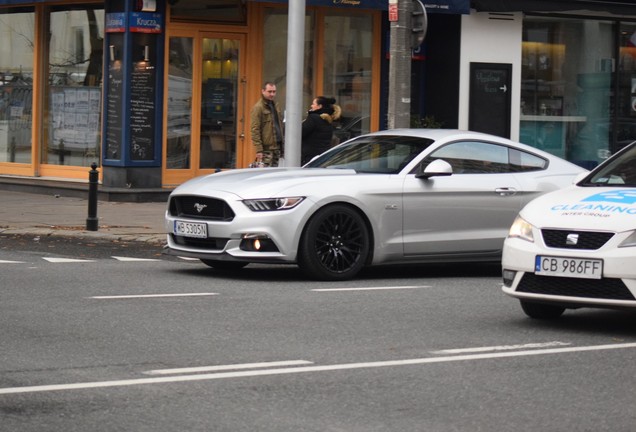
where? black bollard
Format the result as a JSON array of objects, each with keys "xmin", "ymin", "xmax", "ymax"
[
  {"xmin": 86, "ymin": 162, "xmax": 99, "ymax": 231},
  {"xmin": 59, "ymin": 139, "xmax": 65, "ymax": 165},
  {"xmin": 9, "ymin": 137, "xmax": 16, "ymax": 163}
]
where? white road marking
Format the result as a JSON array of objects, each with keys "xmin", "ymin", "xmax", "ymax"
[
  {"xmin": 144, "ymin": 360, "xmax": 314, "ymax": 375},
  {"xmin": 112, "ymin": 256, "xmax": 162, "ymax": 262},
  {"xmin": 178, "ymin": 257, "xmax": 200, "ymax": 261},
  {"xmin": 43, "ymin": 257, "xmax": 96, "ymax": 263},
  {"xmin": 0, "ymin": 260, "xmax": 25, "ymax": 263},
  {"xmin": 89, "ymin": 293, "xmax": 219, "ymax": 299},
  {"xmin": 2, "ymin": 342, "xmax": 635, "ymax": 395},
  {"xmin": 312, "ymin": 285, "xmax": 431, "ymax": 292},
  {"xmin": 431, "ymin": 341, "xmax": 571, "ymax": 354}
]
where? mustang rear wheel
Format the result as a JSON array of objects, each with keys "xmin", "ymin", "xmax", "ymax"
[
  {"xmin": 520, "ymin": 300, "xmax": 565, "ymax": 319},
  {"xmin": 298, "ymin": 204, "xmax": 370, "ymax": 281},
  {"xmin": 200, "ymin": 259, "xmax": 247, "ymax": 271}
]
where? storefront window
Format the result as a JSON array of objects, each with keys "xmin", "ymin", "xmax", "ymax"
[
  {"xmin": 261, "ymin": 9, "xmax": 373, "ymax": 145},
  {"xmin": 323, "ymin": 13, "xmax": 373, "ymax": 142},
  {"xmin": 166, "ymin": 36, "xmax": 193, "ymax": 169},
  {"xmin": 0, "ymin": 8, "xmax": 34, "ymax": 164},
  {"xmin": 617, "ymin": 23, "xmax": 636, "ymax": 153},
  {"xmin": 521, "ymin": 17, "xmax": 615, "ymax": 168},
  {"xmin": 262, "ymin": 8, "xmax": 315, "ymax": 111},
  {"xmin": 43, "ymin": 6, "xmax": 104, "ymax": 167}
]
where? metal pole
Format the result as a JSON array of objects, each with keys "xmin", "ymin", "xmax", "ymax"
[
  {"xmin": 86, "ymin": 162, "xmax": 99, "ymax": 231},
  {"xmin": 387, "ymin": 0, "xmax": 413, "ymax": 129},
  {"xmin": 284, "ymin": 0, "xmax": 306, "ymax": 167}
]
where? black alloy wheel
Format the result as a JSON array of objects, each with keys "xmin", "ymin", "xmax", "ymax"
[{"xmin": 298, "ymin": 204, "xmax": 370, "ymax": 281}]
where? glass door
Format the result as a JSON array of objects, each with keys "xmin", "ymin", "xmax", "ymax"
[
  {"xmin": 199, "ymin": 35, "xmax": 241, "ymax": 170},
  {"xmin": 164, "ymin": 30, "xmax": 245, "ymax": 186}
]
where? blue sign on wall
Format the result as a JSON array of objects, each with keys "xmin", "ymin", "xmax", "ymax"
[{"xmin": 129, "ymin": 12, "xmax": 162, "ymax": 33}]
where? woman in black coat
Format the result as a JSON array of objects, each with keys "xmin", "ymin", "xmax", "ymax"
[{"xmin": 301, "ymin": 96, "xmax": 341, "ymax": 165}]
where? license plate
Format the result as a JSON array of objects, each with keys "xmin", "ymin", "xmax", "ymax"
[
  {"xmin": 174, "ymin": 220, "xmax": 207, "ymax": 238},
  {"xmin": 535, "ymin": 255, "xmax": 603, "ymax": 279}
]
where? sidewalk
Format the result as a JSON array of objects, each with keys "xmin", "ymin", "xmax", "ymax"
[{"xmin": 0, "ymin": 189, "xmax": 167, "ymax": 245}]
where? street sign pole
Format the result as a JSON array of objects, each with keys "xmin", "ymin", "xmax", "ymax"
[{"xmin": 387, "ymin": 0, "xmax": 427, "ymax": 130}]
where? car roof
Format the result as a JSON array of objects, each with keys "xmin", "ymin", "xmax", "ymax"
[{"xmin": 362, "ymin": 128, "xmax": 515, "ymax": 142}]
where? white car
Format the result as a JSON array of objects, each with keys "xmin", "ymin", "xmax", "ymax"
[
  {"xmin": 502, "ymin": 141, "xmax": 636, "ymax": 318},
  {"xmin": 164, "ymin": 129, "xmax": 586, "ymax": 281}
]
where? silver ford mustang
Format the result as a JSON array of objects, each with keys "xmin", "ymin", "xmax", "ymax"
[{"xmin": 164, "ymin": 129, "xmax": 587, "ymax": 280}]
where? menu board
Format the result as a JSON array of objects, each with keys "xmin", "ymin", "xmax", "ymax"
[
  {"xmin": 204, "ymin": 79, "xmax": 233, "ymax": 120},
  {"xmin": 130, "ymin": 63, "xmax": 156, "ymax": 161},
  {"xmin": 105, "ymin": 65, "xmax": 124, "ymax": 160}
]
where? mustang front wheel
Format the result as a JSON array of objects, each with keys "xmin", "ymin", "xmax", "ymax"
[{"xmin": 298, "ymin": 204, "xmax": 370, "ymax": 281}]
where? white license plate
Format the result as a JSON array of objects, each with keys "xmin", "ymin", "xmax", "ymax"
[
  {"xmin": 535, "ymin": 255, "xmax": 603, "ymax": 279},
  {"xmin": 174, "ymin": 220, "xmax": 207, "ymax": 238}
]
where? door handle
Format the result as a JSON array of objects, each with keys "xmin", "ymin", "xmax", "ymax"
[{"xmin": 495, "ymin": 187, "xmax": 517, "ymax": 196}]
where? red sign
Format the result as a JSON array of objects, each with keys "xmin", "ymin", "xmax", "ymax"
[{"xmin": 388, "ymin": 3, "xmax": 398, "ymax": 21}]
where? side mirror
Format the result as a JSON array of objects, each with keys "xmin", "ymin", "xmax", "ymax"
[{"xmin": 416, "ymin": 159, "xmax": 453, "ymax": 179}]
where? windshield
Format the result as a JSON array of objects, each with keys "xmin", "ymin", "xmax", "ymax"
[
  {"xmin": 584, "ymin": 144, "xmax": 636, "ymax": 187},
  {"xmin": 304, "ymin": 135, "xmax": 434, "ymax": 174}
]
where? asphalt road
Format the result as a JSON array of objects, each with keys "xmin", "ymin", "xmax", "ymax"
[{"xmin": 1, "ymin": 235, "xmax": 635, "ymax": 431}]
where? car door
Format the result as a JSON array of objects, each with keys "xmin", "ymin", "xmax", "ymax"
[{"xmin": 402, "ymin": 141, "xmax": 524, "ymax": 256}]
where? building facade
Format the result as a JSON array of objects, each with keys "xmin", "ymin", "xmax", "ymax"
[{"xmin": 0, "ymin": 0, "xmax": 634, "ymax": 191}]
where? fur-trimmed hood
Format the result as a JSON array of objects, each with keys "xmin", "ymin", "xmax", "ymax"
[{"xmin": 318, "ymin": 104, "xmax": 342, "ymax": 124}]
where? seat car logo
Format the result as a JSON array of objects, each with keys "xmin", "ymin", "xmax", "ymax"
[
  {"xmin": 581, "ymin": 189, "xmax": 636, "ymax": 205},
  {"xmin": 194, "ymin": 203, "xmax": 207, "ymax": 213},
  {"xmin": 566, "ymin": 233, "xmax": 579, "ymax": 246}
]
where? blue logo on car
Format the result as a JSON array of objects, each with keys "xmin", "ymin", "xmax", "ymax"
[
  {"xmin": 551, "ymin": 189, "xmax": 636, "ymax": 215},
  {"xmin": 581, "ymin": 189, "xmax": 636, "ymax": 205}
]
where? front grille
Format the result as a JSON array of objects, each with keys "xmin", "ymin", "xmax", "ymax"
[
  {"xmin": 171, "ymin": 234, "xmax": 230, "ymax": 250},
  {"xmin": 169, "ymin": 196, "xmax": 235, "ymax": 221},
  {"xmin": 517, "ymin": 273, "xmax": 634, "ymax": 301},
  {"xmin": 541, "ymin": 229, "xmax": 614, "ymax": 250}
]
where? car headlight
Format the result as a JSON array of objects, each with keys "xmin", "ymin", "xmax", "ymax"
[
  {"xmin": 242, "ymin": 197, "xmax": 305, "ymax": 211},
  {"xmin": 507, "ymin": 215, "xmax": 534, "ymax": 242},
  {"xmin": 619, "ymin": 231, "xmax": 636, "ymax": 248}
]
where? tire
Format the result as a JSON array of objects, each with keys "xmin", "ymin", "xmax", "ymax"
[
  {"xmin": 298, "ymin": 204, "xmax": 370, "ymax": 281},
  {"xmin": 520, "ymin": 300, "xmax": 565, "ymax": 319},
  {"xmin": 200, "ymin": 259, "xmax": 247, "ymax": 271}
]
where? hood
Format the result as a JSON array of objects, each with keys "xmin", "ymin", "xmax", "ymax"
[
  {"xmin": 520, "ymin": 186, "xmax": 636, "ymax": 232},
  {"xmin": 172, "ymin": 167, "xmax": 357, "ymax": 198}
]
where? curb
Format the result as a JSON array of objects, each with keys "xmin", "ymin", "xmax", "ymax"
[{"xmin": 0, "ymin": 228, "xmax": 166, "ymax": 245}]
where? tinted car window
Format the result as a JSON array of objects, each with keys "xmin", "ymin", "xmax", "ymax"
[
  {"xmin": 305, "ymin": 135, "xmax": 433, "ymax": 174},
  {"xmin": 419, "ymin": 141, "xmax": 546, "ymax": 174},
  {"xmin": 421, "ymin": 141, "xmax": 507, "ymax": 174},
  {"xmin": 509, "ymin": 148, "xmax": 547, "ymax": 172}
]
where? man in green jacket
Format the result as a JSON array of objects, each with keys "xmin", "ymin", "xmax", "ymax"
[{"xmin": 250, "ymin": 82, "xmax": 284, "ymax": 167}]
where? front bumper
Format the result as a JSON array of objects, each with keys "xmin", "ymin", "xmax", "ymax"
[
  {"xmin": 164, "ymin": 192, "xmax": 313, "ymax": 264},
  {"xmin": 501, "ymin": 236, "xmax": 636, "ymax": 309}
]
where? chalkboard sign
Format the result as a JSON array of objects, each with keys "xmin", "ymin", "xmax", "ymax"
[
  {"xmin": 130, "ymin": 63, "xmax": 156, "ymax": 161},
  {"xmin": 469, "ymin": 63, "xmax": 511, "ymax": 139},
  {"xmin": 105, "ymin": 65, "xmax": 124, "ymax": 159}
]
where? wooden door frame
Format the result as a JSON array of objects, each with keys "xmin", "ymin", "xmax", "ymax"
[{"xmin": 162, "ymin": 25, "xmax": 247, "ymax": 187}]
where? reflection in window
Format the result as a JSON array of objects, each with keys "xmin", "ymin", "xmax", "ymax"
[
  {"xmin": 521, "ymin": 17, "xmax": 614, "ymax": 168},
  {"xmin": 43, "ymin": 6, "xmax": 104, "ymax": 167},
  {"xmin": 324, "ymin": 13, "xmax": 373, "ymax": 141},
  {"xmin": 617, "ymin": 23, "xmax": 636, "ymax": 154},
  {"xmin": 0, "ymin": 8, "xmax": 34, "ymax": 164},
  {"xmin": 262, "ymin": 8, "xmax": 314, "ymax": 112},
  {"xmin": 260, "ymin": 9, "xmax": 373, "ymax": 152},
  {"xmin": 167, "ymin": 37, "xmax": 193, "ymax": 169}
]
